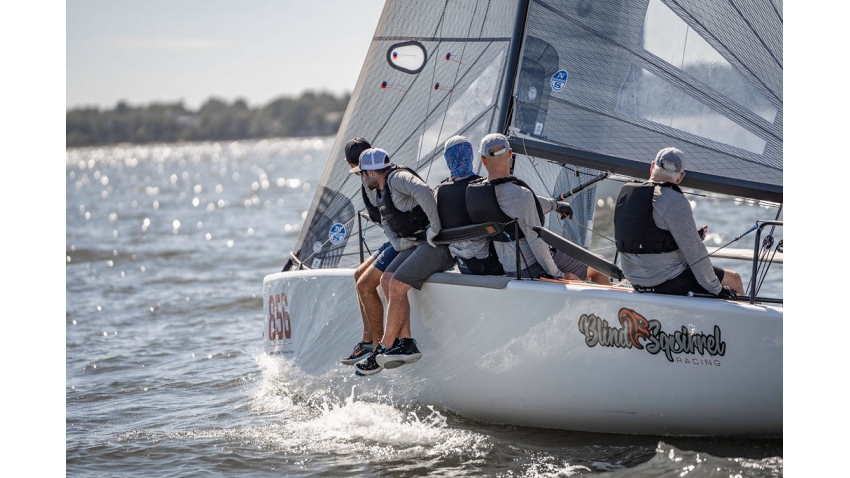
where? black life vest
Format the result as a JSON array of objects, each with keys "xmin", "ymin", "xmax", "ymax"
[
  {"xmin": 614, "ymin": 181, "xmax": 681, "ymax": 254},
  {"xmin": 434, "ymin": 174, "xmax": 482, "ymax": 229},
  {"xmin": 465, "ymin": 176, "xmax": 545, "ymax": 242},
  {"xmin": 360, "ymin": 185, "xmax": 381, "ymax": 224},
  {"xmin": 375, "ymin": 165, "xmax": 431, "ymax": 237}
]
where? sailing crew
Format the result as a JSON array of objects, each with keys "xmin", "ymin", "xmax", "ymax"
[
  {"xmin": 468, "ymin": 133, "xmax": 609, "ymax": 283},
  {"xmin": 350, "ymin": 148, "xmax": 454, "ymax": 376},
  {"xmin": 434, "ymin": 135, "xmax": 504, "ymax": 275},
  {"xmin": 340, "ymin": 138, "xmax": 399, "ymax": 366},
  {"xmin": 613, "ymin": 147, "xmax": 744, "ymax": 298}
]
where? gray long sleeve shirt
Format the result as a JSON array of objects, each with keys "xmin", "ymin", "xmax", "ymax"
[
  {"xmin": 445, "ymin": 190, "xmax": 558, "ymax": 261},
  {"xmin": 378, "ymin": 168, "xmax": 442, "ymax": 252},
  {"xmin": 619, "ymin": 185, "xmax": 722, "ymax": 294},
  {"xmin": 492, "ymin": 182, "xmax": 563, "ymax": 278}
]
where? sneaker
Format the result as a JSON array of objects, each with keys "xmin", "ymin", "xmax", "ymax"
[
  {"xmin": 375, "ymin": 337, "xmax": 422, "ymax": 369},
  {"xmin": 341, "ymin": 341, "xmax": 373, "ymax": 365},
  {"xmin": 354, "ymin": 344, "xmax": 388, "ymax": 376}
]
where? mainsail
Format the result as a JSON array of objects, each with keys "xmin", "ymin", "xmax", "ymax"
[
  {"xmin": 509, "ymin": 0, "xmax": 782, "ymax": 202},
  {"xmin": 284, "ymin": 0, "xmax": 782, "ymax": 271}
]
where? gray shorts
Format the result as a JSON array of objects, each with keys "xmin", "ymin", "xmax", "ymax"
[{"xmin": 386, "ymin": 243, "xmax": 454, "ymax": 290}]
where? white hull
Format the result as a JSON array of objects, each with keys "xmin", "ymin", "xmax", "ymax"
[{"xmin": 263, "ymin": 269, "xmax": 782, "ymax": 437}]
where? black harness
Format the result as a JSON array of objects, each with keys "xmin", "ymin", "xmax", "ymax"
[
  {"xmin": 361, "ymin": 185, "xmax": 381, "ymax": 224},
  {"xmin": 375, "ymin": 165, "xmax": 431, "ymax": 237},
  {"xmin": 434, "ymin": 175, "xmax": 482, "ymax": 229},
  {"xmin": 614, "ymin": 181, "xmax": 681, "ymax": 254},
  {"xmin": 465, "ymin": 176, "xmax": 545, "ymax": 242}
]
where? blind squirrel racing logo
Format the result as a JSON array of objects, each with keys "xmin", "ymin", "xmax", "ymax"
[{"xmin": 577, "ymin": 308, "xmax": 726, "ymax": 363}]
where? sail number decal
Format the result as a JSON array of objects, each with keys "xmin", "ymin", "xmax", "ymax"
[
  {"xmin": 267, "ymin": 293, "xmax": 291, "ymax": 340},
  {"xmin": 577, "ymin": 308, "xmax": 726, "ymax": 364}
]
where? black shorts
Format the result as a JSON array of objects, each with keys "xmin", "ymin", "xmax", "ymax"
[
  {"xmin": 455, "ymin": 242, "xmax": 505, "ymax": 276},
  {"xmin": 456, "ymin": 254, "xmax": 505, "ymax": 276},
  {"xmin": 636, "ymin": 266, "xmax": 726, "ymax": 296}
]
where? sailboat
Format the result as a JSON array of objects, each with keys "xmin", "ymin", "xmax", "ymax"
[{"xmin": 263, "ymin": 0, "xmax": 782, "ymax": 437}]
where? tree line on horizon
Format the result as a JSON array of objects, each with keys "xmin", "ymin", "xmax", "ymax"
[{"xmin": 66, "ymin": 91, "xmax": 351, "ymax": 148}]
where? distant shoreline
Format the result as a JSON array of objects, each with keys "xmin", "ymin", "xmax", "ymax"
[{"xmin": 66, "ymin": 91, "xmax": 349, "ymax": 148}]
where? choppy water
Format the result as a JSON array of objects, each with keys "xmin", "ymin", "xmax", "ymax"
[{"xmin": 66, "ymin": 137, "xmax": 783, "ymax": 477}]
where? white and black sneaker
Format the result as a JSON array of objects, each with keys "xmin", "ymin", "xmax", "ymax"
[
  {"xmin": 375, "ymin": 338, "xmax": 422, "ymax": 369},
  {"xmin": 341, "ymin": 341, "xmax": 372, "ymax": 365},
  {"xmin": 354, "ymin": 344, "xmax": 387, "ymax": 376}
]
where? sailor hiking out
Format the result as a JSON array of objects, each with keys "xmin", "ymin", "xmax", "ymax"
[
  {"xmin": 349, "ymin": 148, "xmax": 454, "ymax": 376},
  {"xmin": 339, "ymin": 138, "xmax": 400, "ymax": 367}
]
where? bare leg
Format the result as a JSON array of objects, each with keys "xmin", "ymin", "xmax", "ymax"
[
  {"xmin": 356, "ymin": 264, "xmax": 386, "ymax": 347},
  {"xmin": 353, "ymin": 257, "xmax": 375, "ymax": 343},
  {"xmin": 381, "ymin": 278, "xmax": 412, "ymax": 347},
  {"xmin": 722, "ymin": 269, "xmax": 745, "ymax": 295},
  {"xmin": 586, "ymin": 267, "xmax": 611, "ymax": 285},
  {"xmin": 380, "ymin": 271, "xmax": 393, "ymax": 302}
]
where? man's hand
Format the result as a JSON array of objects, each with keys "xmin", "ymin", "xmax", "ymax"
[
  {"xmin": 398, "ymin": 237, "xmax": 419, "ymax": 250},
  {"xmin": 697, "ymin": 225, "xmax": 708, "ymax": 240},
  {"xmin": 554, "ymin": 201, "xmax": 573, "ymax": 220},
  {"xmin": 717, "ymin": 285, "xmax": 737, "ymax": 300},
  {"xmin": 426, "ymin": 227, "xmax": 438, "ymax": 248}
]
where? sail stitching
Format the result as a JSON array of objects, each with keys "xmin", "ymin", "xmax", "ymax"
[
  {"xmin": 665, "ymin": 0, "xmax": 782, "ymax": 97},
  {"xmin": 424, "ymin": 0, "xmax": 484, "ymax": 182},
  {"xmin": 415, "ymin": 0, "xmax": 449, "ymax": 171},
  {"xmin": 392, "ymin": 42, "xmax": 504, "ymax": 172},
  {"xmin": 534, "ymin": 0, "xmax": 781, "ymax": 138},
  {"xmin": 374, "ymin": 36, "xmax": 509, "ymax": 42},
  {"xmin": 543, "ymin": 94, "xmax": 782, "ymax": 174}
]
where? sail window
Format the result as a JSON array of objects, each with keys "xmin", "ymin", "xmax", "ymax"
[
  {"xmin": 387, "ymin": 41, "xmax": 428, "ymax": 74},
  {"xmin": 616, "ymin": 64, "xmax": 767, "ymax": 154},
  {"xmin": 418, "ymin": 45, "xmax": 507, "ymax": 163},
  {"xmin": 638, "ymin": 0, "xmax": 776, "ymax": 124}
]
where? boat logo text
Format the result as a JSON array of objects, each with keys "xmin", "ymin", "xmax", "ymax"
[{"xmin": 577, "ymin": 308, "xmax": 726, "ymax": 363}]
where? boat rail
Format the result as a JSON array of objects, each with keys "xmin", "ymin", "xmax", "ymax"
[{"xmin": 748, "ymin": 220, "xmax": 783, "ymax": 305}]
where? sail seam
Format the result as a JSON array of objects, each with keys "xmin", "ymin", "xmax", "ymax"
[
  {"xmin": 416, "ymin": 0, "xmax": 449, "ymax": 171},
  {"xmin": 666, "ymin": 0, "xmax": 782, "ymax": 99},
  {"xmin": 374, "ymin": 36, "xmax": 510, "ymax": 42},
  {"xmin": 532, "ymin": 0, "xmax": 780, "ymax": 139},
  {"xmin": 542, "ymin": 95, "xmax": 781, "ymax": 175},
  {"xmin": 726, "ymin": 0, "xmax": 783, "ymax": 68},
  {"xmin": 424, "ymin": 0, "xmax": 483, "ymax": 182},
  {"xmin": 387, "ymin": 42, "xmax": 503, "ymax": 172}
]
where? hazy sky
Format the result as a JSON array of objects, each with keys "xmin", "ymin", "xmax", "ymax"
[{"xmin": 66, "ymin": 0, "xmax": 386, "ymax": 110}]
